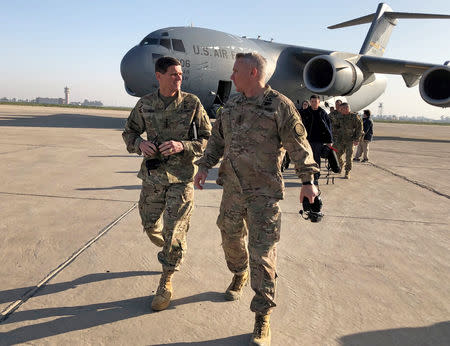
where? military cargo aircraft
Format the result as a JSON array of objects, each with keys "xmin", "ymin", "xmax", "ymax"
[{"xmin": 120, "ymin": 3, "xmax": 449, "ymax": 114}]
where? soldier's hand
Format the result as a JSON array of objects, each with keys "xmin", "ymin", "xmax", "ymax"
[
  {"xmin": 139, "ymin": 140, "xmax": 158, "ymax": 157},
  {"xmin": 300, "ymin": 184, "xmax": 319, "ymax": 204},
  {"xmin": 159, "ymin": 141, "xmax": 184, "ymax": 156},
  {"xmin": 194, "ymin": 170, "xmax": 208, "ymax": 190}
]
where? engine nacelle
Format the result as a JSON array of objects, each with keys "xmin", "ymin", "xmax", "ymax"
[
  {"xmin": 303, "ymin": 55, "xmax": 364, "ymax": 96},
  {"xmin": 419, "ymin": 66, "xmax": 450, "ymax": 108}
]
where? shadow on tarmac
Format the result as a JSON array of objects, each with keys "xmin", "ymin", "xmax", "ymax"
[
  {"xmin": 168, "ymin": 291, "xmax": 226, "ymax": 308},
  {"xmin": 197, "ymin": 182, "xmax": 223, "ymax": 190},
  {"xmin": 339, "ymin": 321, "xmax": 450, "ymax": 346},
  {"xmin": 0, "ymin": 113, "xmax": 125, "ymax": 129},
  {"xmin": 0, "ymin": 296, "xmax": 150, "ymax": 342},
  {"xmin": 0, "ymin": 271, "xmax": 157, "ymax": 305},
  {"xmin": 156, "ymin": 333, "xmax": 250, "ymax": 345},
  {"xmin": 284, "ymin": 181, "xmax": 302, "ymax": 188},
  {"xmin": 1, "ymin": 289, "xmax": 227, "ymax": 344}
]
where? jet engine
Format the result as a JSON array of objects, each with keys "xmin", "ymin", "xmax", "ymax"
[
  {"xmin": 303, "ymin": 55, "xmax": 364, "ymax": 96},
  {"xmin": 419, "ymin": 65, "xmax": 450, "ymax": 108}
]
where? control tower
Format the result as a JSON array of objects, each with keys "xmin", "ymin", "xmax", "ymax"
[{"xmin": 64, "ymin": 87, "xmax": 70, "ymax": 104}]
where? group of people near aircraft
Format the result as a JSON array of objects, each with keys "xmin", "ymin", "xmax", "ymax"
[
  {"xmin": 121, "ymin": 53, "xmax": 371, "ymax": 346},
  {"xmin": 289, "ymin": 96, "xmax": 374, "ymax": 181}
]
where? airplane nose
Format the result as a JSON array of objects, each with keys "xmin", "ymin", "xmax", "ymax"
[{"xmin": 120, "ymin": 46, "xmax": 158, "ymax": 97}]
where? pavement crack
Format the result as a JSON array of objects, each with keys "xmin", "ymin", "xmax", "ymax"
[
  {"xmin": 0, "ymin": 191, "xmax": 135, "ymax": 203},
  {"xmin": 0, "ymin": 146, "xmax": 44, "ymax": 155},
  {"xmin": 0, "ymin": 203, "xmax": 137, "ymax": 323},
  {"xmin": 282, "ymin": 211, "xmax": 447, "ymax": 225},
  {"xmin": 369, "ymin": 162, "xmax": 449, "ymax": 199}
]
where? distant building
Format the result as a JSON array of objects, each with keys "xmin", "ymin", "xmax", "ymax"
[
  {"xmin": 1, "ymin": 95, "xmax": 106, "ymax": 108},
  {"xmin": 35, "ymin": 97, "xmax": 64, "ymax": 105},
  {"xmin": 82, "ymin": 99, "xmax": 103, "ymax": 106}
]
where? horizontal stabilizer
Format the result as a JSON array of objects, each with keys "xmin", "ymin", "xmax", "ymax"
[
  {"xmin": 328, "ymin": 12, "xmax": 450, "ymax": 29},
  {"xmin": 385, "ymin": 12, "xmax": 450, "ymax": 20},
  {"xmin": 329, "ymin": 3, "xmax": 450, "ymax": 57},
  {"xmin": 328, "ymin": 14, "xmax": 374, "ymax": 29}
]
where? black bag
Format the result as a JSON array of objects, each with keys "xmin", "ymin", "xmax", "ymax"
[{"xmin": 321, "ymin": 145, "xmax": 341, "ymax": 173}]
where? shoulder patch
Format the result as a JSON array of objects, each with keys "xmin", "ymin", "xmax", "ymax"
[{"xmin": 294, "ymin": 122, "xmax": 305, "ymax": 136}]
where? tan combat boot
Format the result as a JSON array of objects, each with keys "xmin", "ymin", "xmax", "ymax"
[
  {"xmin": 151, "ymin": 270, "xmax": 174, "ymax": 311},
  {"xmin": 145, "ymin": 228, "xmax": 164, "ymax": 247},
  {"xmin": 225, "ymin": 270, "xmax": 249, "ymax": 301},
  {"xmin": 250, "ymin": 313, "xmax": 271, "ymax": 346},
  {"xmin": 344, "ymin": 171, "xmax": 351, "ymax": 179}
]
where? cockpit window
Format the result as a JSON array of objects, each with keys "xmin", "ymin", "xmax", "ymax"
[
  {"xmin": 140, "ymin": 37, "xmax": 159, "ymax": 46},
  {"xmin": 161, "ymin": 32, "xmax": 169, "ymax": 37},
  {"xmin": 172, "ymin": 39, "xmax": 185, "ymax": 52},
  {"xmin": 139, "ymin": 35, "xmax": 182, "ymax": 52},
  {"xmin": 160, "ymin": 38, "xmax": 171, "ymax": 50}
]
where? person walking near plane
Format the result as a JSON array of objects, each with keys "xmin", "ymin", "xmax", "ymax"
[
  {"xmin": 299, "ymin": 94, "xmax": 333, "ymax": 185},
  {"xmin": 298, "ymin": 99, "xmax": 309, "ymax": 111},
  {"xmin": 122, "ymin": 56, "xmax": 211, "ymax": 311},
  {"xmin": 194, "ymin": 52, "xmax": 319, "ymax": 346},
  {"xmin": 331, "ymin": 102, "xmax": 363, "ymax": 179},
  {"xmin": 329, "ymin": 99, "xmax": 342, "ymax": 118},
  {"xmin": 354, "ymin": 109, "xmax": 374, "ymax": 162},
  {"xmin": 283, "ymin": 99, "xmax": 310, "ymax": 171}
]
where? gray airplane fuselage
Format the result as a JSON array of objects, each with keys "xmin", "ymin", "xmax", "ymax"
[{"xmin": 120, "ymin": 26, "xmax": 387, "ymax": 111}]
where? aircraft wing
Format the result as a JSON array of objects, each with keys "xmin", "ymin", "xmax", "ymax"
[
  {"xmin": 359, "ymin": 55, "xmax": 439, "ymax": 75},
  {"xmin": 299, "ymin": 47, "xmax": 449, "ymax": 106},
  {"xmin": 285, "ymin": 46, "xmax": 440, "ymax": 76},
  {"xmin": 286, "ymin": 46, "xmax": 443, "ymax": 88},
  {"xmin": 358, "ymin": 55, "xmax": 446, "ymax": 87}
]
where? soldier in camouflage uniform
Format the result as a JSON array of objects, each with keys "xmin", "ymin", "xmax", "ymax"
[
  {"xmin": 329, "ymin": 102, "xmax": 363, "ymax": 179},
  {"xmin": 328, "ymin": 99, "xmax": 342, "ymax": 118},
  {"xmin": 194, "ymin": 53, "xmax": 319, "ymax": 346},
  {"xmin": 122, "ymin": 57, "xmax": 211, "ymax": 311}
]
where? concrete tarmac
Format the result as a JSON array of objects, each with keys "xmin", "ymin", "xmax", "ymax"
[{"xmin": 0, "ymin": 105, "xmax": 449, "ymax": 345}]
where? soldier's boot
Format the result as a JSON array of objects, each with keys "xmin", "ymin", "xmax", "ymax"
[
  {"xmin": 145, "ymin": 228, "xmax": 164, "ymax": 247},
  {"xmin": 249, "ymin": 313, "xmax": 271, "ymax": 346},
  {"xmin": 225, "ymin": 270, "xmax": 249, "ymax": 301},
  {"xmin": 151, "ymin": 269, "xmax": 174, "ymax": 311},
  {"xmin": 344, "ymin": 171, "xmax": 351, "ymax": 179}
]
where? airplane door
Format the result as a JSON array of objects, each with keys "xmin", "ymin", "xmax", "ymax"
[{"xmin": 214, "ymin": 80, "xmax": 232, "ymax": 105}]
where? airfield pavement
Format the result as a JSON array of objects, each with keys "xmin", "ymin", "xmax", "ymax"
[{"xmin": 0, "ymin": 104, "xmax": 449, "ymax": 345}]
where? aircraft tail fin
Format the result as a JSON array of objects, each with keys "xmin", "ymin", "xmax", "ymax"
[{"xmin": 328, "ymin": 3, "xmax": 450, "ymax": 57}]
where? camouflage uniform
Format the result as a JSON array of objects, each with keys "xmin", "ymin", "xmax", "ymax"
[
  {"xmin": 122, "ymin": 90, "xmax": 211, "ymax": 271},
  {"xmin": 195, "ymin": 86, "xmax": 318, "ymax": 314},
  {"xmin": 330, "ymin": 112, "xmax": 363, "ymax": 173}
]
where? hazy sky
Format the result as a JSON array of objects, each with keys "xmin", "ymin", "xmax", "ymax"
[{"xmin": 1, "ymin": 0, "xmax": 449, "ymax": 119}]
